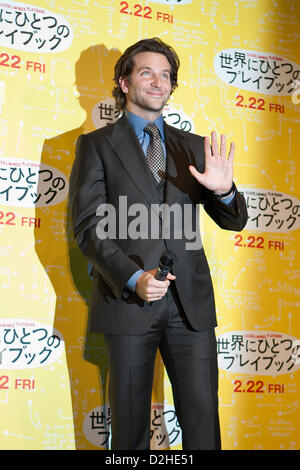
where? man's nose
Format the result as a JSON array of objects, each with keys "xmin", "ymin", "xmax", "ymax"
[{"xmin": 151, "ymin": 74, "xmax": 162, "ymax": 87}]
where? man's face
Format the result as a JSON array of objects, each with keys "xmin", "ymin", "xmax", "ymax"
[{"xmin": 119, "ymin": 51, "xmax": 172, "ymax": 120}]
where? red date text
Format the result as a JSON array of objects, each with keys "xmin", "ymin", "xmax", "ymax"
[
  {"xmin": 120, "ymin": 2, "xmax": 174, "ymax": 23},
  {"xmin": 235, "ymin": 94, "xmax": 284, "ymax": 114},
  {"xmin": 234, "ymin": 235, "xmax": 284, "ymax": 251},
  {"xmin": 0, "ymin": 211, "xmax": 41, "ymax": 228},
  {"xmin": 234, "ymin": 380, "xmax": 285, "ymax": 394},
  {"xmin": 0, "ymin": 375, "xmax": 35, "ymax": 390},
  {"xmin": 0, "ymin": 52, "xmax": 46, "ymax": 73}
]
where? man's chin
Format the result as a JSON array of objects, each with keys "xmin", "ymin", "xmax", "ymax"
[{"xmin": 143, "ymin": 100, "xmax": 166, "ymax": 113}]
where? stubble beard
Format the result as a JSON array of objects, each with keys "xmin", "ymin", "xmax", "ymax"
[{"xmin": 135, "ymin": 91, "xmax": 170, "ymax": 116}]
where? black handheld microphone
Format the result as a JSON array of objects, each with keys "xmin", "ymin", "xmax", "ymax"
[{"xmin": 154, "ymin": 250, "xmax": 176, "ymax": 281}]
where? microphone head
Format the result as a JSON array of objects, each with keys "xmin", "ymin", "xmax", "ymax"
[{"xmin": 159, "ymin": 250, "xmax": 176, "ymax": 268}]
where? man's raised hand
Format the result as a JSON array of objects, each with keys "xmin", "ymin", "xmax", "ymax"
[{"xmin": 189, "ymin": 131, "xmax": 234, "ymax": 195}]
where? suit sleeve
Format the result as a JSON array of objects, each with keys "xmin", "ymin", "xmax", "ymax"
[
  {"xmin": 202, "ymin": 182, "xmax": 248, "ymax": 232},
  {"xmin": 69, "ymin": 133, "xmax": 141, "ymax": 299}
]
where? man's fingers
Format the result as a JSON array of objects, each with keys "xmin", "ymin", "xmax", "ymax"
[
  {"xmin": 147, "ymin": 294, "xmax": 165, "ymax": 302},
  {"xmin": 144, "ymin": 283, "xmax": 169, "ymax": 302},
  {"xmin": 211, "ymin": 131, "xmax": 219, "ymax": 156},
  {"xmin": 220, "ymin": 134, "xmax": 227, "ymax": 159},
  {"xmin": 205, "ymin": 131, "xmax": 234, "ymax": 161},
  {"xmin": 189, "ymin": 165, "xmax": 204, "ymax": 184},
  {"xmin": 228, "ymin": 141, "xmax": 235, "ymax": 162},
  {"xmin": 167, "ymin": 273, "xmax": 176, "ymax": 281},
  {"xmin": 204, "ymin": 135, "xmax": 212, "ymax": 158},
  {"xmin": 136, "ymin": 268, "xmax": 175, "ymax": 302}
]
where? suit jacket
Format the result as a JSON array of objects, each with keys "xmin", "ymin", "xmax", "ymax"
[{"xmin": 69, "ymin": 114, "xmax": 248, "ymax": 335}]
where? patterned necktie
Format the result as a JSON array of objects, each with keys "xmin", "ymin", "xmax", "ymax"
[{"xmin": 144, "ymin": 123, "xmax": 166, "ymax": 184}]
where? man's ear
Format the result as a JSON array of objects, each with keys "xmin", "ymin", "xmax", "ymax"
[{"xmin": 119, "ymin": 77, "xmax": 129, "ymax": 94}]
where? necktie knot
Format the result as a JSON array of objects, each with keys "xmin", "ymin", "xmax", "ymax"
[
  {"xmin": 144, "ymin": 123, "xmax": 165, "ymax": 184},
  {"xmin": 144, "ymin": 122, "xmax": 160, "ymax": 139}
]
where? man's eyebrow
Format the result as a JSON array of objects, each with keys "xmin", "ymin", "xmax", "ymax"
[
  {"xmin": 138, "ymin": 65, "xmax": 152, "ymax": 71},
  {"xmin": 137, "ymin": 65, "xmax": 170, "ymax": 73}
]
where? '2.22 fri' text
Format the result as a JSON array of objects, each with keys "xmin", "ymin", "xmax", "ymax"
[
  {"xmin": 236, "ymin": 94, "xmax": 285, "ymax": 114},
  {"xmin": 234, "ymin": 380, "xmax": 285, "ymax": 394},
  {"xmin": 0, "ymin": 376, "xmax": 35, "ymax": 390},
  {"xmin": 234, "ymin": 235, "xmax": 284, "ymax": 251},
  {"xmin": 0, "ymin": 52, "xmax": 46, "ymax": 73},
  {"xmin": 120, "ymin": 2, "xmax": 174, "ymax": 23},
  {"xmin": 0, "ymin": 211, "xmax": 41, "ymax": 228}
]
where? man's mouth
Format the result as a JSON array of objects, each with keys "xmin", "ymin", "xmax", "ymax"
[{"xmin": 146, "ymin": 91, "xmax": 164, "ymax": 98}]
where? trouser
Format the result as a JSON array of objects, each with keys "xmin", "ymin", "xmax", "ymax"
[{"xmin": 104, "ymin": 285, "xmax": 221, "ymax": 450}]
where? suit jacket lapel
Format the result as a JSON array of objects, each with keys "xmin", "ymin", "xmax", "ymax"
[
  {"xmin": 164, "ymin": 123, "xmax": 187, "ymax": 207},
  {"xmin": 109, "ymin": 114, "xmax": 160, "ymax": 207},
  {"xmin": 164, "ymin": 123, "xmax": 206, "ymax": 209}
]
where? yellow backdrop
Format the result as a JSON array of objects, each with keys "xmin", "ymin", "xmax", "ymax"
[{"xmin": 0, "ymin": 0, "xmax": 299, "ymax": 450}]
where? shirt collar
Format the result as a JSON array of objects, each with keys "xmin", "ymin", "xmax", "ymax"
[{"xmin": 125, "ymin": 110, "xmax": 165, "ymax": 140}]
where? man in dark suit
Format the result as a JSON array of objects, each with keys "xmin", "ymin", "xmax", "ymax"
[{"xmin": 69, "ymin": 38, "xmax": 248, "ymax": 450}]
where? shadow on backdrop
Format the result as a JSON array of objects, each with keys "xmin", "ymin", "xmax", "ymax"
[{"xmin": 34, "ymin": 44, "xmax": 171, "ymax": 450}]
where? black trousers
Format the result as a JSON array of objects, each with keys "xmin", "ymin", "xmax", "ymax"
[{"xmin": 104, "ymin": 285, "xmax": 221, "ymax": 450}]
